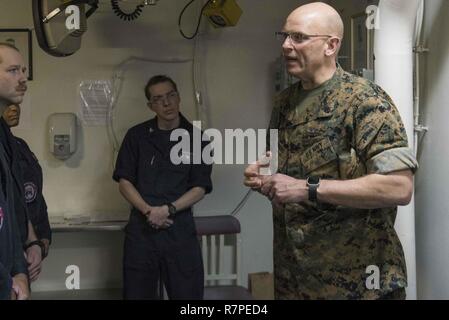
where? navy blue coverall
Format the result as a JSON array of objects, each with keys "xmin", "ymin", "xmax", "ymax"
[
  {"xmin": 0, "ymin": 118, "xmax": 28, "ymax": 300},
  {"xmin": 113, "ymin": 114, "xmax": 212, "ymax": 300}
]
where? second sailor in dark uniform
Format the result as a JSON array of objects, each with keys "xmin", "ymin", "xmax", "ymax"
[{"xmin": 113, "ymin": 75, "xmax": 213, "ymax": 300}]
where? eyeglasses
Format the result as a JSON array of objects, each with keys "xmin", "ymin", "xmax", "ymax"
[
  {"xmin": 149, "ymin": 91, "xmax": 179, "ymax": 105},
  {"xmin": 275, "ymin": 31, "xmax": 332, "ymax": 44}
]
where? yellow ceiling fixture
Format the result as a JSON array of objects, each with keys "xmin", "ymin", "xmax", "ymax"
[
  {"xmin": 178, "ymin": 0, "xmax": 242, "ymax": 40},
  {"xmin": 202, "ymin": 0, "xmax": 242, "ymax": 28}
]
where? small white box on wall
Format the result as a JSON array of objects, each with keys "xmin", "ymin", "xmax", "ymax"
[{"xmin": 48, "ymin": 113, "xmax": 77, "ymax": 160}]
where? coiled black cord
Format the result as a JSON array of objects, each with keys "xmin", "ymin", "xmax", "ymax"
[
  {"xmin": 111, "ymin": 0, "xmax": 144, "ymax": 21},
  {"xmin": 178, "ymin": 0, "xmax": 213, "ymax": 40}
]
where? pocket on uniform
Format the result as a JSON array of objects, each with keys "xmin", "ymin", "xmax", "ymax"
[
  {"xmin": 168, "ymin": 163, "xmax": 190, "ymax": 174},
  {"xmin": 300, "ymin": 137, "xmax": 338, "ymax": 176},
  {"xmin": 157, "ymin": 162, "xmax": 190, "ymax": 198}
]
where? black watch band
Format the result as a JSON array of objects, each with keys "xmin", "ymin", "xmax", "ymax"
[
  {"xmin": 166, "ymin": 203, "xmax": 177, "ymax": 218},
  {"xmin": 25, "ymin": 240, "xmax": 47, "ymax": 259},
  {"xmin": 307, "ymin": 176, "xmax": 320, "ymax": 201}
]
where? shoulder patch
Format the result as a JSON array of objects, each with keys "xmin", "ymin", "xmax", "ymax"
[{"xmin": 24, "ymin": 182, "xmax": 38, "ymax": 203}]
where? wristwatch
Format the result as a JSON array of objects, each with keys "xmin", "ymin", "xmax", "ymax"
[
  {"xmin": 166, "ymin": 203, "xmax": 177, "ymax": 218},
  {"xmin": 25, "ymin": 240, "xmax": 47, "ymax": 259},
  {"xmin": 306, "ymin": 176, "xmax": 321, "ymax": 201}
]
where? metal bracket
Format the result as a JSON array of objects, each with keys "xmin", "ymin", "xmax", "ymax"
[
  {"xmin": 413, "ymin": 46, "xmax": 430, "ymax": 53},
  {"xmin": 414, "ymin": 124, "xmax": 429, "ymax": 133}
]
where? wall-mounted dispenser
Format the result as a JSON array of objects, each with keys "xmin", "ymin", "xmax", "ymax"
[{"xmin": 48, "ymin": 113, "xmax": 77, "ymax": 160}]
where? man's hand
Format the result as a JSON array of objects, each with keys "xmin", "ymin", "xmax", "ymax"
[
  {"xmin": 12, "ymin": 274, "xmax": 29, "ymax": 300},
  {"xmin": 10, "ymin": 288, "xmax": 17, "ymax": 300},
  {"xmin": 26, "ymin": 245, "xmax": 43, "ymax": 282},
  {"xmin": 244, "ymin": 152, "xmax": 272, "ymax": 190},
  {"xmin": 146, "ymin": 206, "xmax": 173, "ymax": 229},
  {"xmin": 261, "ymin": 174, "xmax": 307, "ymax": 205}
]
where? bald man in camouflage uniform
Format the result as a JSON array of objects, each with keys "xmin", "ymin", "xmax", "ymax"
[{"xmin": 244, "ymin": 2, "xmax": 417, "ymax": 300}]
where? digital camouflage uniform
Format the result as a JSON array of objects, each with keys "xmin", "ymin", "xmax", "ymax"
[{"xmin": 269, "ymin": 66, "xmax": 418, "ymax": 300}]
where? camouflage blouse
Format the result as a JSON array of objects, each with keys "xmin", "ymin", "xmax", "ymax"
[{"xmin": 269, "ymin": 66, "xmax": 418, "ymax": 299}]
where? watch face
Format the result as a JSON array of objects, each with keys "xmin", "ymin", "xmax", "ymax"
[
  {"xmin": 308, "ymin": 176, "xmax": 320, "ymax": 185},
  {"xmin": 168, "ymin": 205, "xmax": 176, "ymax": 214}
]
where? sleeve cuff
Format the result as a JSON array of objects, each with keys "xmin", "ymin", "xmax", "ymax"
[
  {"xmin": 112, "ymin": 172, "xmax": 136, "ymax": 185},
  {"xmin": 367, "ymin": 147, "xmax": 419, "ymax": 174},
  {"xmin": 188, "ymin": 183, "xmax": 212, "ymax": 195},
  {"xmin": 12, "ymin": 255, "xmax": 29, "ymax": 277}
]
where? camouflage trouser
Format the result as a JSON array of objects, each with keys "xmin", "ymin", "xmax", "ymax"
[{"xmin": 377, "ymin": 288, "xmax": 406, "ymax": 300}]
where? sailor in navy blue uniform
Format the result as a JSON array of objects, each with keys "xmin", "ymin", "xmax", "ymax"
[
  {"xmin": 2, "ymin": 104, "xmax": 51, "ymax": 282},
  {"xmin": 113, "ymin": 75, "xmax": 212, "ymax": 300},
  {"xmin": 0, "ymin": 42, "xmax": 29, "ymax": 299}
]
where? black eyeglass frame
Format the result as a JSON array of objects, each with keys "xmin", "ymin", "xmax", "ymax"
[{"xmin": 275, "ymin": 31, "xmax": 334, "ymax": 44}]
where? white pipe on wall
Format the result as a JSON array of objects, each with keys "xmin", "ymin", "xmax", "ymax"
[
  {"xmin": 374, "ymin": 0, "xmax": 420, "ymax": 300},
  {"xmin": 413, "ymin": 0, "xmax": 426, "ymax": 157}
]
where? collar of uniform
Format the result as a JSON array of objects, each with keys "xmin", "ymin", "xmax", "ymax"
[
  {"xmin": 282, "ymin": 66, "xmax": 344, "ymax": 127},
  {"xmin": 315, "ymin": 65, "xmax": 345, "ymax": 119},
  {"xmin": 148, "ymin": 112, "xmax": 192, "ymax": 133},
  {"xmin": 0, "ymin": 117, "xmax": 13, "ymax": 160}
]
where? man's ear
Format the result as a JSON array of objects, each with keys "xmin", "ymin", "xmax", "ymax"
[
  {"xmin": 147, "ymin": 101, "xmax": 153, "ymax": 111},
  {"xmin": 325, "ymin": 37, "xmax": 341, "ymax": 57}
]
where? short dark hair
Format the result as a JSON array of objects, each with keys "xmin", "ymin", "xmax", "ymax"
[
  {"xmin": 0, "ymin": 42, "xmax": 20, "ymax": 64},
  {"xmin": 144, "ymin": 75, "xmax": 178, "ymax": 101}
]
